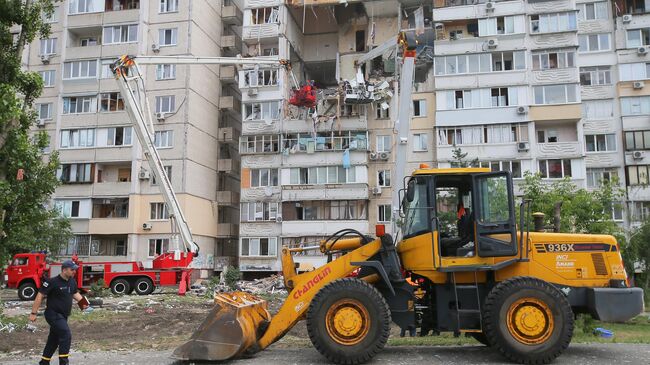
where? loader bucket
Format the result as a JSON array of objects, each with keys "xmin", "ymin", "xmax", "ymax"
[{"xmin": 172, "ymin": 291, "xmax": 270, "ymax": 361}]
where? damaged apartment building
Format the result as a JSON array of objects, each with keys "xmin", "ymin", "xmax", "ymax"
[{"xmin": 237, "ymin": 0, "xmax": 436, "ymax": 276}]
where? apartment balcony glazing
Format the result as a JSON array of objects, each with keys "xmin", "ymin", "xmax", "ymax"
[
  {"xmin": 67, "ymin": 0, "xmax": 140, "ymax": 28},
  {"xmin": 433, "ymin": 0, "xmax": 525, "ymax": 22}
]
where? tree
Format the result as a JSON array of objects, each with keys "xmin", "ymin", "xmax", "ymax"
[
  {"xmin": 0, "ymin": 1, "xmax": 71, "ymax": 264},
  {"xmin": 626, "ymin": 221, "xmax": 650, "ymax": 297},
  {"xmin": 451, "ymin": 146, "xmax": 478, "ymax": 168}
]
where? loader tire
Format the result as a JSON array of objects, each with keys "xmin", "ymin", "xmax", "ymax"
[
  {"xmin": 307, "ymin": 278, "xmax": 390, "ymax": 365},
  {"xmin": 484, "ymin": 277, "xmax": 573, "ymax": 364},
  {"xmin": 110, "ymin": 278, "xmax": 131, "ymax": 296}
]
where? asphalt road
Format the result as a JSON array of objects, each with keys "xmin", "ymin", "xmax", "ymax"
[{"xmin": 3, "ymin": 344, "xmax": 650, "ymax": 365}]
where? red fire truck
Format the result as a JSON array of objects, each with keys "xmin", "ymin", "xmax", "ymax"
[{"xmin": 5, "ymin": 251, "xmax": 194, "ymax": 301}]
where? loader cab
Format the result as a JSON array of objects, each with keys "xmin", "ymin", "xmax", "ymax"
[{"xmin": 401, "ymin": 168, "xmax": 518, "ymax": 267}]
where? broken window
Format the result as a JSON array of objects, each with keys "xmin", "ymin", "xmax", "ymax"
[
  {"xmin": 355, "ymin": 30, "xmax": 366, "ymax": 52},
  {"xmin": 283, "ymin": 201, "xmax": 368, "ymax": 221},
  {"xmin": 92, "ymin": 198, "xmax": 129, "ymax": 218},
  {"xmin": 251, "ymin": 7, "xmax": 279, "ymax": 25},
  {"xmin": 244, "ymin": 101, "xmax": 280, "ymax": 121}
]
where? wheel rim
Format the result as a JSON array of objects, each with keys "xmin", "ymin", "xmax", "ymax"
[
  {"xmin": 115, "ymin": 283, "xmax": 126, "ymax": 293},
  {"xmin": 138, "ymin": 282, "xmax": 149, "ymax": 292},
  {"xmin": 506, "ymin": 297, "xmax": 554, "ymax": 345},
  {"xmin": 325, "ymin": 299, "xmax": 370, "ymax": 346},
  {"xmin": 23, "ymin": 287, "xmax": 35, "ymax": 299}
]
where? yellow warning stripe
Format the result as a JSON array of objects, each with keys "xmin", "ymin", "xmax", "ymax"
[
  {"xmin": 58, "ymin": 354, "xmax": 69, "ymax": 358},
  {"xmin": 41, "ymin": 356, "xmax": 51, "ymax": 360}
]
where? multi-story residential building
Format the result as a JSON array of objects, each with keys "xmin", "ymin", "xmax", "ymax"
[
  {"xmin": 236, "ymin": 0, "xmax": 436, "ymax": 277},
  {"xmin": 28, "ymin": 0, "xmax": 243, "ymax": 277}
]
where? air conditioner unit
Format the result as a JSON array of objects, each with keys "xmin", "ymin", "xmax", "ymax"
[
  {"xmin": 379, "ymin": 152, "xmax": 390, "ymax": 160},
  {"xmin": 516, "ymin": 105, "xmax": 529, "ymax": 114},
  {"xmin": 517, "ymin": 142, "xmax": 530, "ymax": 152},
  {"xmin": 152, "ymin": 44, "xmax": 160, "ymax": 53},
  {"xmin": 638, "ymin": 46, "xmax": 648, "ymax": 55},
  {"xmin": 40, "ymin": 54, "xmax": 51, "ymax": 64},
  {"xmin": 142, "ymin": 222, "xmax": 153, "ymax": 230},
  {"xmin": 371, "ymin": 186, "xmax": 382, "ymax": 195},
  {"xmin": 156, "ymin": 112, "xmax": 166, "ymax": 121},
  {"xmin": 623, "ymin": 14, "xmax": 633, "ymax": 23},
  {"xmin": 138, "ymin": 170, "xmax": 150, "ymax": 180},
  {"xmin": 275, "ymin": 216, "xmax": 283, "ymax": 223},
  {"xmin": 36, "ymin": 119, "xmax": 45, "ymax": 127},
  {"xmin": 247, "ymin": 88, "xmax": 258, "ymax": 96},
  {"xmin": 369, "ymin": 152, "xmax": 378, "ymax": 160},
  {"xmin": 634, "ymin": 81, "xmax": 645, "ymax": 89},
  {"xmin": 487, "ymin": 38, "xmax": 498, "ymax": 48},
  {"xmin": 485, "ymin": 1, "xmax": 495, "ymax": 11},
  {"xmin": 633, "ymin": 150, "xmax": 645, "ymax": 159}
]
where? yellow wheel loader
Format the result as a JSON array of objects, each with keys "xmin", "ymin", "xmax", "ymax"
[{"xmin": 173, "ymin": 168, "xmax": 644, "ymax": 364}]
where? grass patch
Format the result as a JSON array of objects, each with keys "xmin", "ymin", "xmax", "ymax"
[{"xmin": 572, "ymin": 315, "xmax": 650, "ymax": 344}]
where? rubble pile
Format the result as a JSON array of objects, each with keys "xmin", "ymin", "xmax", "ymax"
[{"xmin": 236, "ymin": 275, "xmax": 286, "ymax": 295}]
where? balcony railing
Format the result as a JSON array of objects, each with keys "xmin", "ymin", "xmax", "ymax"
[{"xmin": 282, "ymin": 134, "xmax": 368, "ymax": 153}]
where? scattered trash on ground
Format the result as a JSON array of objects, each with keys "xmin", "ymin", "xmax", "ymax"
[{"xmin": 594, "ymin": 327, "xmax": 614, "ymax": 339}]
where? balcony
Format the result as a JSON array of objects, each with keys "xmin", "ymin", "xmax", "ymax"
[
  {"xmin": 222, "ymin": 5, "xmax": 243, "ymax": 25},
  {"xmin": 221, "ymin": 35, "xmax": 241, "ymax": 53},
  {"xmin": 88, "ymin": 218, "xmax": 133, "ymax": 234},
  {"xmin": 218, "ymin": 126, "xmax": 240, "ymax": 144},
  {"xmin": 281, "ymin": 183, "xmax": 369, "ymax": 201},
  {"xmin": 218, "ymin": 158, "xmax": 240, "ymax": 174},
  {"xmin": 531, "ymin": 68, "xmax": 579, "ymax": 85},
  {"xmin": 282, "ymin": 220, "xmax": 369, "ymax": 236},
  {"xmin": 217, "ymin": 191, "xmax": 240, "ymax": 207},
  {"xmin": 92, "ymin": 181, "xmax": 131, "ymax": 196},
  {"xmin": 66, "ymin": 45, "xmax": 101, "ymax": 60},
  {"xmin": 433, "ymin": 1, "xmax": 525, "ymax": 22},
  {"xmin": 242, "ymin": 120, "xmax": 280, "ymax": 135},
  {"xmin": 536, "ymin": 141, "xmax": 583, "ymax": 158},
  {"xmin": 242, "ymin": 24, "xmax": 279, "ymax": 44},
  {"xmin": 216, "ymin": 223, "xmax": 239, "ymax": 238},
  {"xmin": 529, "ymin": 104, "xmax": 581, "ymax": 121},
  {"xmin": 526, "ymin": 0, "xmax": 574, "ymax": 15},
  {"xmin": 220, "ymin": 65, "xmax": 237, "ymax": 84}
]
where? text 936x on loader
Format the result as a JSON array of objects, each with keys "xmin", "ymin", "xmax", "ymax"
[{"xmin": 174, "ymin": 168, "xmax": 644, "ymax": 364}]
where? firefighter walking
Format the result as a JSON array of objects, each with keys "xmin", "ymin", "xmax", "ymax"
[{"xmin": 29, "ymin": 260, "xmax": 87, "ymax": 365}]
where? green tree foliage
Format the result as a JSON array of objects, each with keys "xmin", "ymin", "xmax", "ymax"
[
  {"xmin": 0, "ymin": 0, "xmax": 71, "ymax": 264},
  {"xmin": 627, "ymin": 222, "xmax": 650, "ymax": 297}
]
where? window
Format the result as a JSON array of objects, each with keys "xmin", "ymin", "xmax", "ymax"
[
  {"xmin": 491, "ymin": 88, "xmax": 512, "ymax": 107},
  {"xmin": 283, "ymin": 200, "xmax": 367, "ymax": 220},
  {"xmin": 148, "ymin": 239, "xmax": 169, "ymax": 257},
  {"xmin": 585, "ymin": 134, "xmax": 616, "ymax": 152},
  {"xmin": 158, "ymin": 28, "xmax": 177, "ymax": 46},
  {"xmin": 578, "ymin": 33, "xmax": 610, "ymax": 52},
  {"xmin": 479, "ymin": 15, "xmax": 523, "ymax": 36},
  {"xmin": 413, "ymin": 133, "xmax": 428, "ymax": 151},
  {"xmin": 531, "ymin": 49, "xmax": 575, "ymax": 70},
  {"xmin": 117, "ymin": 168, "xmax": 131, "ymax": 182},
  {"xmin": 156, "ymin": 64, "xmax": 176, "ymax": 80},
  {"xmin": 580, "ymin": 66, "xmax": 611, "ymax": 86},
  {"xmin": 40, "ymin": 70, "xmax": 55, "ymax": 87},
  {"xmin": 40, "ymin": 38, "xmax": 56, "ymax": 55},
  {"xmin": 530, "ymin": 12, "xmax": 577, "ymax": 33},
  {"xmin": 107, "ymin": 127, "xmax": 133, "ymax": 146},
  {"xmin": 627, "ymin": 28, "xmax": 650, "ymax": 48},
  {"xmin": 443, "ymin": 87, "xmax": 520, "ymax": 110},
  {"xmin": 240, "ymin": 237, "xmax": 277, "ymax": 257},
  {"xmin": 619, "ymin": 62, "xmax": 650, "ymax": 81},
  {"xmin": 630, "ymin": 201, "xmax": 650, "ymax": 222},
  {"xmin": 100, "ymin": 92, "xmax": 124, "ymax": 112},
  {"xmin": 251, "ymin": 7, "xmax": 279, "ymax": 24},
  {"xmin": 435, "ymin": 51, "xmax": 525, "ymax": 75},
  {"xmin": 103, "ymin": 24, "xmax": 138, "ymax": 44},
  {"xmin": 63, "ymin": 60, "xmax": 97, "ymax": 79},
  {"xmin": 377, "ymin": 135, "xmax": 391, "ymax": 152},
  {"xmin": 287, "ymin": 166, "xmax": 357, "ymax": 185},
  {"xmin": 55, "ymin": 200, "xmax": 81, "ymax": 218},
  {"xmin": 627, "ymin": 165, "xmax": 650, "ymax": 186},
  {"xmin": 37, "ymin": 103, "xmax": 52, "ymax": 120},
  {"xmin": 154, "ymin": 130, "xmax": 173, "ymax": 148},
  {"xmin": 92, "ymin": 198, "xmax": 129, "ymax": 218},
  {"xmin": 104, "ymin": 0, "xmax": 139, "ymax": 11},
  {"xmin": 80, "ymin": 37, "xmax": 98, "ymax": 46},
  {"xmin": 250, "ymin": 168, "xmax": 278, "ymax": 187},
  {"xmin": 244, "ymin": 101, "xmax": 280, "ymax": 121},
  {"xmin": 60, "ymin": 129, "xmax": 95, "ymax": 148},
  {"xmin": 438, "ymin": 123, "xmax": 528, "ymax": 146},
  {"xmin": 155, "ymin": 95, "xmax": 175, "ymax": 113},
  {"xmin": 533, "ymin": 84, "xmax": 578, "ymax": 104},
  {"xmin": 151, "ymin": 166, "xmax": 172, "ymax": 185},
  {"xmin": 378, "ymin": 204, "xmax": 391, "ymax": 223},
  {"xmin": 62, "ymin": 96, "xmax": 97, "ymax": 114},
  {"xmin": 150, "ymin": 203, "xmax": 169, "ymax": 220},
  {"xmin": 244, "ymin": 69, "xmax": 278, "ymax": 87},
  {"xmin": 69, "ymin": 0, "xmax": 103, "ymax": 14},
  {"xmin": 625, "ymin": 130, "xmax": 650, "ymax": 150},
  {"xmin": 539, "ymin": 159, "xmax": 572, "ymax": 178},
  {"xmin": 577, "ymin": 2, "xmax": 608, "ymax": 20},
  {"xmin": 42, "ymin": 7, "xmax": 58, "ymax": 23},
  {"xmin": 537, "ymin": 129, "xmax": 558, "ymax": 143},
  {"xmin": 378, "ymin": 170, "xmax": 391, "ymax": 187},
  {"xmin": 375, "ymin": 103, "xmax": 389, "ymax": 119},
  {"xmin": 283, "ymin": 132, "xmax": 368, "ymax": 153},
  {"xmin": 621, "ymin": 96, "xmax": 650, "ymax": 115},
  {"xmin": 586, "ymin": 168, "xmax": 618, "ymax": 188},
  {"xmin": 240, "ymin": 135, "xmax": 280, "ymax": 154},
  {"xmin": 58, "ymin": 163, "xmax": 93, "ymax": 183},
  {"xmin": 240, "ymin": 202, "xmax": 278, "ymax": 222},
  {"xmin": 159, "ymin": 0, "xmax": 178, "ymax": 13},
  {"xmin": 413, "ymin": 100, "xmax": 426, "ymax": 117},
  {"xmin": 582, "ymin": 100, "xmax": 614, "ymax": 119}
]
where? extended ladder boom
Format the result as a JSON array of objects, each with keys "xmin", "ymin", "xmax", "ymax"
[{"xmin": 111, "ymin": 55, "xmax": 291, "ymax": 254}]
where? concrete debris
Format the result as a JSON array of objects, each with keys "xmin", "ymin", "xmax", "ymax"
[
  {"xmin": 115, "ymin": 300, "xmax": 136, "ymax": 311},
  {"xmin": 235, "ymin": 275, "xmax": 286, "ymax": 295},
  {"xmin": 3, "ymin": 301, "xmax": 22, "ymax": 309},
  {"xmin": 0, "ymin": 321, "xmax": 17, "ymax": 333}
]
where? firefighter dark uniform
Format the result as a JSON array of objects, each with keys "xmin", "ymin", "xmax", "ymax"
[{"xmin": 38, "ymin": 272, "xmax": 78, "ymax": 364}]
